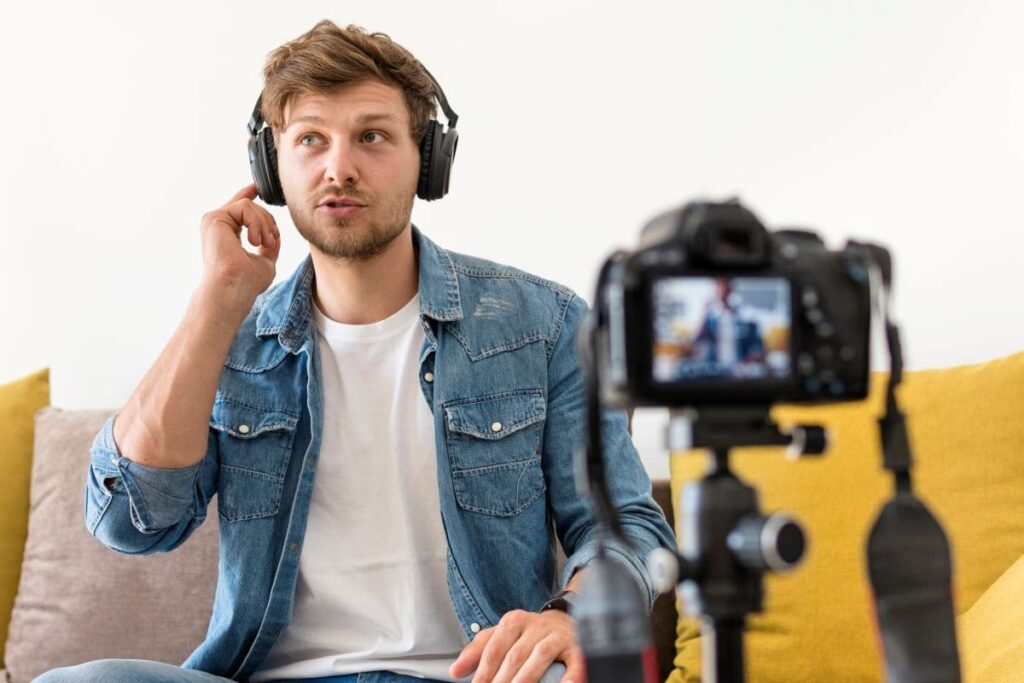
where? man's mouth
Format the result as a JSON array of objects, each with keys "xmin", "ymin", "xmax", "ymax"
[
  {"xmin": 318, "ymin": 198, "xmax": 366, "ymax": 208},
  {"xmin": 318, "ymin": 197, "xmax": 367, "ymax": 216}
]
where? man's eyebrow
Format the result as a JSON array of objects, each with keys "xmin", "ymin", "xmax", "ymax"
[
  {"xmin": 283, "ymin": 112, "xmax": 402, "ymax": 132},
  {"xmin": 284, "ymin": 115, "xmax": 327, "ymax": 131},
  {"xmin": 356, "ymin": 112, "xmax": 402, "ymax": 125}
]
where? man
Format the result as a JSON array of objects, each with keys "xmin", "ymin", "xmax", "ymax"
[
  {"xmin": 39, "ymin": 20, "xmax": 675, "ymax": 683},
  {"xmin": 692, "ymin": 279, "xmax": 766, "ymax": 377}
]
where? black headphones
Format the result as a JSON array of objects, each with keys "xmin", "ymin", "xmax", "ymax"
[{"xmin": 246, "ymin": 63, "xmax": 459, "ymax": 205}]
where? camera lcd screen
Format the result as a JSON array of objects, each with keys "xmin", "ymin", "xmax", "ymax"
[{"xmin": 651, "ymin": 276, "xmax": 792, "ymax": 384}]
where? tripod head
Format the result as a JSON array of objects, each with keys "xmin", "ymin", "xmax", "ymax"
[{"xmin": 648, "ymin": 407, "xmax": 817, "ymax": 683}]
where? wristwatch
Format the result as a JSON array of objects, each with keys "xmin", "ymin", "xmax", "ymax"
[{"xmin": 538, "ymin": 589, "xmax": 578, "ymax": 615}]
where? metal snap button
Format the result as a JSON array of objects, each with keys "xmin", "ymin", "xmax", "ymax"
[
  {"xmin": 470, "ymin": 622, "xmax": 481, "ymax": 633},
  {"xmin": 491, "ymin": 422, "xmax": 502, "ymax": 433},
  {"xmin": 424, "ymin": 372, "xmax": 434, "ymax": 382},
  {"xmin": 238, "ymin": 424, "xmax": 251, "ymax": 434}
]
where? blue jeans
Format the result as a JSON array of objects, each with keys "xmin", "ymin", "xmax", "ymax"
[{"xmin": 33, "ymin": 659, "xmax": 568, "ymax": 683}]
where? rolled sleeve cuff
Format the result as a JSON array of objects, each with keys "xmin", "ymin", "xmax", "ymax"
[
  {"xmin": 88, "ymin": 413, "xmax": 202, "ymax": 532},
  {"xmin": 560, "ymin": 536, "xmax": 657, "ymax": 611}
]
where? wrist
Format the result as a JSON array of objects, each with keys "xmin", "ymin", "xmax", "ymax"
[{"xmin": 195, "ymin": 275, "xmax": 258, "ymax": 322}]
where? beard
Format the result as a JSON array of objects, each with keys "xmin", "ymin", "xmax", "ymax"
[{"xmin": 288, "ymin": 186, "xmax": 414, "ymax": 261}]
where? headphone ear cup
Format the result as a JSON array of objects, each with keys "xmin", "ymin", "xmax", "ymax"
[
  {"xmin": 436, "ymin": 128, "xmax": 458, "ymax": 199},
  {"xmin": 417, "ymin": 120, "xmax": 442, "ymax": 200},
  {"xmin": 250, "ymin": 128, "xmax": 286, "ymax": 206}
]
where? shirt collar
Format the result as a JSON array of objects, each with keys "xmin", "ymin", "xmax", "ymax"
[{"xmin": 255, "ymin": 224, "xmax": 463, "ymax": 353}]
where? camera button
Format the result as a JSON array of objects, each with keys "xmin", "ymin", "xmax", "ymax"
[
  {"xmin": 798, "ymin": 353, "xmax": 816, "ymax": 375},
  {"xmin": 801, "ymin": 288, "xmax": 819, "ymax": 308}
]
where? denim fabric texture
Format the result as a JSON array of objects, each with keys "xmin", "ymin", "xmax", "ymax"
[
  {"xmin": 35, "ymin": 659, "xmax": 566, "ymax": 682},
  {"xmin": 83, "ymin": 225, "xmax": 677, "ymax": 681}
]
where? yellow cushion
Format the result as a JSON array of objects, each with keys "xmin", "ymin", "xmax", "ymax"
[
  {"xmin": 958, "ymin": 551, "xmax": 1024, "ymax": 682},
  {"xmin": 668, "ymin": 351, "xmax": 1024, "ymax": 682},
  {"xmin": 0, "ymin": 367, "xmax": 50, "ymax": 668}
]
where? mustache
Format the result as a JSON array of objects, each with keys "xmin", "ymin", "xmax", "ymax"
[{"xmin": 316, "ymin": 188, "xmax": 370, "ymax": 205}]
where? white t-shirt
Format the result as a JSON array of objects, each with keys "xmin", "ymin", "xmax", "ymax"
[{"xmin": 251, "ymin": 291, "xmax": 468, "ymax": 682}]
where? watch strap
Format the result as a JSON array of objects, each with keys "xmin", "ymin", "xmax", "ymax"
[{"xmin": 538, "ymin": 589, "xmax": 578, "ymax": 614}]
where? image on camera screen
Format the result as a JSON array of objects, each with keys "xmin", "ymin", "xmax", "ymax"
[{"xmin": 651, "ymin": 276, "xmax": 792, "ymax": 383}]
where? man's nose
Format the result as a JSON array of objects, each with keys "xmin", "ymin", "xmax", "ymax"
[{"xmin": 324, "ymin": 140, "xmax": 359, "ymax": 186}]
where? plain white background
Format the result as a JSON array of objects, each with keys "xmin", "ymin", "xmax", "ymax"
[{"xmin": 2, "ymin": 1, "xmax": 1022, "ymax": 479}]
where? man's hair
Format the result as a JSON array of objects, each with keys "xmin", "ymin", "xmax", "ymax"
[{"xmin": 261, "ymin": 20, "xmax": 437, "ymax": 146}]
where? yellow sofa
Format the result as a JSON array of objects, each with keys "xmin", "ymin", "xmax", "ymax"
[
  {"xmin": 0, "ymin": 368, "xmax": 49, "ymax": 676},
  {"xmin": 669, "ymin": 351, "xmax": 1024, "ymax": 682}
]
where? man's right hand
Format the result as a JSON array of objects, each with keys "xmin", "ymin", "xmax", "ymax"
[{"xmin": 199, "ymin": 183, "xmax": 282, "ymax": 302}]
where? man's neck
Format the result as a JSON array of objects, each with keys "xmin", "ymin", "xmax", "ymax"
[{"xmin": 309, "ymin": 225, "xmax": 419, "ymax": 325}]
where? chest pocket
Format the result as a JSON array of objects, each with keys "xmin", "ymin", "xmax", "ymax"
[
  {"xmin": 443, "ymin": 390, "xmax": 547, "ymax": 517},
  {"xmin": 209, "ymin": 398, "xmax": 299, "ymax": 522}
]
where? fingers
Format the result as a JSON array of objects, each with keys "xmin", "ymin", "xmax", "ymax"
[
  {"xmin": 489, "ymin": 638, "xmax": 537, "ymax": 683},
  {"xmin": 228, "ymin": 183, "xmax": 258, "ymax": 204},
  {"xmin": 255, "ymin": 224, "xmax": 281, "ymax": 263},
  {"xmin": 220, "ymin": 198, "xmax": 277, "ymax": 248},
  {"xmin": 560, "ymin": 650, "xmax": 587, "ymax": 683},
  {"xmin": 473, "ymin": 611, "xmax": 529, "ymax": 683},
  {"xmin": 451, "ymin": 628, "xmax": 494, "ymax": 679},
  {"xmin": 512, "ymin": 642, "xmax": 585, "ymax": 683}
]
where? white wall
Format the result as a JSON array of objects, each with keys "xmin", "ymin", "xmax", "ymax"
[{"xmin": 3, "ymin": 1, "xmax": 1023, "ymax": 479}]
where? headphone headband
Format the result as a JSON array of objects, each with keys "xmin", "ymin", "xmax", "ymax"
[{"xmin": 416, "ymin": 62, "xmax": 458, "ymax": 129}]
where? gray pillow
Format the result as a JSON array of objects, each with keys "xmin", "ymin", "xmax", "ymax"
[{"xmin": 4, "ymin": 408, "xmax": 218, "ymax": 683}]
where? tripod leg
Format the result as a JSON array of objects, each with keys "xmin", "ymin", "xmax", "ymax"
[{"xmin": 702, "ymin": 618, "xmax": 746, "ymax": 683}]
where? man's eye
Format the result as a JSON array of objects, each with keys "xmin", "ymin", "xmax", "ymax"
[
  {"xmin": 299, "ymin": 133, "xmax": 319, "ymax": 146},
  {"xmin": 363, "ymin": 131, "xmax": 383, "ymax": 143}
]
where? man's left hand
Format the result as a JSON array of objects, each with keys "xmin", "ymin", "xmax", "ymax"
[{"xmin": 448, "ymin": 608, "xmax": 585, "ymax": 683}]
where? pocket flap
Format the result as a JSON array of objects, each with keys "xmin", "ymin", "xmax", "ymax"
[
  {"xmin": 209, "ymin": 398, "xmax": 299, "ymax": 438},
  {"xmin": 444, "ymin": 391, "xmax": 546, "ymax": 440}
]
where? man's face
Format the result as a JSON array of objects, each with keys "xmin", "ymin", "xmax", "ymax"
[{"xmin": 276, "ymin": 79, "xmax": 421, "ymax": 261}]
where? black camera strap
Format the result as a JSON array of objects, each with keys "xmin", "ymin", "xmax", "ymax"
[
  {"xmin": 574, "ymin": 253, "xmax": 660, "ymax": 683},
  {"xmin": 855, "ymin": 242, "xmax": 962, "ymax": 683}
]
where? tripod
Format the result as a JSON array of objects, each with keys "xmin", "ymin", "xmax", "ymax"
[{"xmin": 655, "ymin": 406, "xmax": 823, "ymax": 683}]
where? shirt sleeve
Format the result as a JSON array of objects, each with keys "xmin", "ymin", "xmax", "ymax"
[
  {"xmin": 541, "ymin": 293, "xmax": 678, "ymax": 610},
  {"xmin": 85, "ymin": 411, "xmax": 218, "ymax": 555}
]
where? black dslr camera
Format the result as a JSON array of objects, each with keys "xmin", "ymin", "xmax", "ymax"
[
  {"xmin": 597, "ymin": 198, "xmax": 873, "ymax": 408},
  {"xmin": 577, "ymin": 198, "xmax": 961, "ymax": 683}
]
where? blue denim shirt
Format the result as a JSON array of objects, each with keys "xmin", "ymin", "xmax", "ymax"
[{"xmin": 85, "ymin": 225, "xmax": 677, "ymax": 681}]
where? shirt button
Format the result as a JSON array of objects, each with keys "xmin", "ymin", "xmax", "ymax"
[
  {"xmin": 238, "ymin": 424, "xmax": 251, "ymax": 434},
  {"xmin": 470, "ymin": 622, "xmax": 481, "ymax": 634},
  {"xmin": 289, "ymin": 543, "xmax": 300, "ymax": 556},
  {"xmin": 491, "ymin": 422, "xmax": 503, "ymax": 433},
  {"xmin": 424, "ymin": 372, "xmax": 434, "ymax": 383}
]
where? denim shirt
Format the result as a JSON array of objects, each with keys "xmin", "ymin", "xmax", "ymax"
[{"xmin": 85, "ymin": 224, "xmax": 677, "ymax": 681}]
